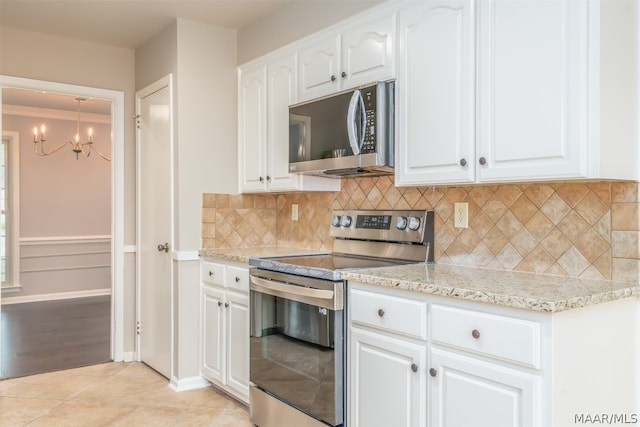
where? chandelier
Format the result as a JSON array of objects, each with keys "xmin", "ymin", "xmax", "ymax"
[{"xmin": 32, "ymin": 97, "xmax": 110, "ymax": 161}]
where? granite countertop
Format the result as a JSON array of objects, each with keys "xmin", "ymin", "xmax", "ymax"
[
  {"xmin": 199, "ymin": 247, "xmax": 328, "ymax": 264},
  {"xmin": 199, "ymin": 247, "xmax": 640, "ymax": 313},
  {"xmin": 341, "ymin": 263, "xmax": 640, "ymax": 313}
]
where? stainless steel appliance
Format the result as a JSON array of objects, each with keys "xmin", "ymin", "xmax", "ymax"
[
  {"xmin": 249, "ymin": 209, "xmax": 434, "ymax": 427},
  {"xmin": 289, "ymin": 81, "xmax": 394, "ymax": 178}
]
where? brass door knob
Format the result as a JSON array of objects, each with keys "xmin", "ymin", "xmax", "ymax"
[{"xmin": 157, "ymin": 242, "xmax": 169, "ymax": 252}]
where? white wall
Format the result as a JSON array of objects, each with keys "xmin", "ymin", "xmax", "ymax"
[{"xmin": 2, "ymin": 113, "xmax": 111, "ymax": 237}]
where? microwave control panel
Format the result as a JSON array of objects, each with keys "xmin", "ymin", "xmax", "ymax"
[{"xmin": 361, "ymin": 86, "xmax": 377, "ymax": 153}]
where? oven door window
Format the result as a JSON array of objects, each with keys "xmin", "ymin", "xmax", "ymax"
[{"xmin": 250, "ymin": 290, "xmax": 344, "ymax": 426}]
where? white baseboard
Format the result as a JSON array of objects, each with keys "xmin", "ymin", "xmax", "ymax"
[
  {"xmin": 1, "ymin": 288, "xmax": 111, "ymax": 305},
  {"xmin": 169, "ymin": 376, "xmax": 211, "ymax": 392}
]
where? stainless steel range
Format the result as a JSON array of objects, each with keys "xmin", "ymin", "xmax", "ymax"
[{"xmin": 248, "ymin": 209, "xmax": 434, "ymax": 427}]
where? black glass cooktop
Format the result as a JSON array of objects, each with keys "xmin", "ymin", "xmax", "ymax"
[{"xmin": 250, "ymin": 253, "xmax": 409, "ymax": 281}]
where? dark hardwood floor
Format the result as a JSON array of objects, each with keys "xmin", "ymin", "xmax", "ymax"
[{"xmin": 0, "ymin": 295, "xmax": 111, "ymax": 379}]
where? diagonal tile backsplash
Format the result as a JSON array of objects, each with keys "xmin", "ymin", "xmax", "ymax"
[{"xmin": 202, "ymin": 178, "xmax": 640, "ymax": 283}]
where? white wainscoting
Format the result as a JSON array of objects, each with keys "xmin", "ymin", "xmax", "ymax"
[{"xmin": 2, "ymin": 235, "xmax": 111, "ymax": 304}]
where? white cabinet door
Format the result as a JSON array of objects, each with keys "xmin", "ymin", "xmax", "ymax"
[
  {"xmin": 225, "ymin": 290, "xmax": 250, "ymax": 401},
  {"xmin": 298, "ymin": 34, "xmax": 340, "ymax": 101},
  {"xmin": 201, "ymin": 286, "xmax": 225, "ymax": 383},
  {"xmin": 266, "ymin": 54, "xmax": 299, "ymax": 191},
  {"xmin": 349, "ymin": 327, "xmax": 426, "ymax": 427},
  {"xmin": 396, "ymin": 0, "xmax": 475, "ymax": 186},
  {"xmin": 430, "ymin": 348, "xmax": 540, "ymax": 427},
  {"xmin": 238, "ymin": 65, "xmax": 268, "ymax": 192},
  {"xmin": 341, "ymin": 13, "xmax": 396, "ymax": 90},
  {"xmin": 476, "ymin": 0, "xmax": 591, "ymax": 181}
]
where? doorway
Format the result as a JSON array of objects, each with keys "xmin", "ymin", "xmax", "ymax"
[{"xmin": 0, "ymin": 76, "xmax": 126, "ymax": 375}]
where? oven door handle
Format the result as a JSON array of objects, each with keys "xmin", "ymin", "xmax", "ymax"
[{"xmin": 250, "ymin": 276, "xmax": 339, "ymax": 309}]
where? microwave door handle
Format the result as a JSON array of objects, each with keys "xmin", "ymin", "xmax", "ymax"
[{"xmin": 347, "ymin": 90, "xmax": 362, "ymax": 155}]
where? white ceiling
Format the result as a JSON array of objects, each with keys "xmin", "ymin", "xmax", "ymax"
[
  {"xmin": 0, "ymin": 0, "xmax": 294, "ymax": 50},
  {"xmin": 0, "ymin": 0, "xmax": 298, "ymax": 114}
]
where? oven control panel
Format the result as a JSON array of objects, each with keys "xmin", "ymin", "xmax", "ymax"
[{"xmin": 330, "ymin": 210, "xmax": 434, "ymax": 244}]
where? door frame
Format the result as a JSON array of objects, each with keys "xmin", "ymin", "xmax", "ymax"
[
  {"xmin": 0, "ymin": 75, "xmax": 126, "ymax": 361},
  {"xmin": 135, "ymin": 74, "xmax": 175, "ymax": 374}
]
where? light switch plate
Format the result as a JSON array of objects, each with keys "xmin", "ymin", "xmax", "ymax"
[{"xmin": 454, "ymin": 202, "xmax": 468, "ymax": 228}]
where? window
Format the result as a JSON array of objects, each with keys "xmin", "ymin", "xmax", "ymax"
[{"xmin": 2, "ymin": 131, "xmax": 20, "ymax": 290}]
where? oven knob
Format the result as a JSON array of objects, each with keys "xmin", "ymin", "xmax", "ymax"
[
  {"xmin": 408, "ymin": 216, "xmax": 421, "ymax": 231},
  {"xmin": 332, "ymin": 215, "xmax": 341, "ymax": 227},
  {"xmin": 396, "ymin": 216, "xmax": 407, "ymax": 230},
  {"xmin": 340, "ymin": 215, "xmax": 352, "ymax": 227}
]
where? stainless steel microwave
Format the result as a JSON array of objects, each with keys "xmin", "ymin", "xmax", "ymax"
[{"xmin": 289, "ymin": 81, "xmax": 394, "ymax": 178}]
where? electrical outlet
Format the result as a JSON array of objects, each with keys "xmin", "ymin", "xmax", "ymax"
[
  {"xmin": 291, "ymin": 204, "xmax": 299, "ymax": 221},
  {"xmin": 454, "ymin": 202, "xmax": 468, "ymax": 228}
]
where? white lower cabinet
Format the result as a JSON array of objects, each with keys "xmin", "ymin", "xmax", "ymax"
[
  {"xmin": 429, "ymin": 348, "xmax": 540, "ymax": 427},
  {"xmin": 350, "ymin": 327, "xmax": 427, "ymax": 427},
  {"xmin": 347, "ymin": 281, "xmax": 638, "ymax": 427},
  {"xmin": 200, "ymin": 259, "xmax": 249, "ymax": 403}
]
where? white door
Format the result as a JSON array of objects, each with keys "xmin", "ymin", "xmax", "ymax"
[
  {"xmin": 238, "ymin": 64, "xmax": 267, "ymax": 192},
  {"xmin": 476, "ymin": 0, "xmax": 590, "ymax": 181},
  {"xmin": 136, "ymin": 77, "xmax": 173, "ymax": 378},
  {"xmin": 396, "ymin": 0, "xmax": 475, "ymax": 186},
  {"xmin": 225, "ymin": 290, "xmax": 249, "ymax": 400},
  {"xmin": 201, "ymin": 286, "xmax": 225, "ymax": 383},
  {"xmin": 341, "ymin": 13, "xmax": 396, "ymax": 90},
  {"xmin": 298, "ymin": 34, "xmax": 340, "ymax": 101},
  {"xmin": 349, "ymin": 327, "xmax": 427, "ymax": 427},
  {"xmin": 430, "ymin": 348, "xmax": 540, "ymax": 427},
  {"xmin": 267, "ymin": 53, "xmax": 299, "ymax": 191}
]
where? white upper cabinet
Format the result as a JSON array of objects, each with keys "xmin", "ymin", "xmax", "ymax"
[
  {"xmin": 298, "ymin": 12, "xmax": 396, "ymax": 101},
  {"xmin": 238, "ymin": 64, "xmax": 268, "ymax": 192},
  {"xmin": 396, "ymin": 0, "xmax": 475, "ymax": 186},
  {"xmin": 266, "ymin": 54, "xmax": 301, "ymax": 191},
  {"xmin": 298, "ymin": 34, "xmax": 341, "ymax": 101},
  {"xmin": 396, "ymin": 0, "xmax": 624, "ymax": 186},
  {"xmin": 476, "ymin": 0, "xmax": 591, "ymax": 182},
  {"xmin": 238, "ymin": 54, "xmax": 340, "ymax": 193}
]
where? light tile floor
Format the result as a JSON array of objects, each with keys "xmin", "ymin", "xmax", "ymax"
[{"xmin": 0, "ymin": 362, "xmax": 251, "ymax": 426}]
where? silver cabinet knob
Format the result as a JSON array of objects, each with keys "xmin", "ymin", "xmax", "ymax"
[
  {"xmin": 460, "ymin": 158, "xmax": 467, "ymax": 167},
  {"xmin": 331, "ymin": 75, "xmax": 337, "ymax": 82},
  {"xmin": 208, "ymin": 271, "xmax": 214, "ymax": 277},
  {"xmin": 341, "ymin": 71, "xmax": 347, "ymax": 78},
  {"xmin": 478, "ymin": 157, "xmax": 487, "ymax": 166},
  {"xmin": 157, "ymin": 242, "xmax": 169, "ymax": 252},
  {"xmin": 377, "ymin": 309, "xmax": 385, "ymax": 317},
  {"xmin": 235, "ymin": 277, "xmax": 241, "ymax": 283},
  {"xmin": 217, "ymin": 301, "xmax": 222, "ymax": 307},
  {"xmin": 429, "ymin": 368, "xmax": 437, "ymax": 377},
  {"xmin": 411, "ymin": 363, "xmax": 418, "ymax": 373},
  {"xmin": 266, "ymin": 176, "xmax": 271, "ymax": 182},
  {"xmin": 224, "ymin": 302, "xmax": 229, "ymax": 308},
  {"xmin": 472, "ymin": 329, "xmax": 480, "ymax": 339},
  {"xmin": 259, "ymin": 176, "xmax": 264, "ymax": 182}
]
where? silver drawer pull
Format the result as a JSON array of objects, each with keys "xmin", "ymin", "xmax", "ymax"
[
  {"xmin": 411, "ymin": 363, "xmax": 418, "ymax": 373},
  {"xmin": 472, "ymin": 329, "xmax": 480, "ymax": 339},
  {"xmin": 429, "ymin": 368, "xmax": 437, "ymax": 377},
  {"xmin": 377, "ymin": 309, "xmax": 385, "ymax": 317}
]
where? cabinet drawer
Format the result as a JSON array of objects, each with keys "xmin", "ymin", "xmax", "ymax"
[
  {"xmin": 431, "ymin": 305, "xmax": 540, "ymax": 369},
  {"xmin": 202, "ymin": 261, "xmax": 225, "ymax": 286},
  {"xmin": 350, "ymin": 288, "xmax": 427, "ymax": 340},
  {"xmin": 227, "ymin": 266, "xmax": 249, "ymax": 291}
]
